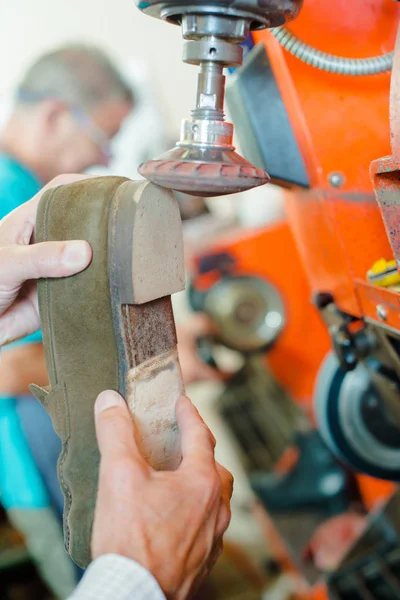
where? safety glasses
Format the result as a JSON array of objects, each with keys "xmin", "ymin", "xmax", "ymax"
[
  {"xmin": 70, "ymin": 106, "xmax": 113, "ymax": 164},
  {"xmin": 17, "ymin": 89, "xmax": 113, "ymax": 164}
]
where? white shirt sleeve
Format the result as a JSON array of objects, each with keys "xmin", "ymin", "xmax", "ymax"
[{"xmin": 68, "ymin": 554, "xmax": 166, "ymax": 600}]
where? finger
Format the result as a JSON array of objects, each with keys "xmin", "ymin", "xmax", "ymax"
[
  {"xmin": 216, "ymin": 502, "xmax": 232, "ymax": 540},
  {"xmin": 216, "ymin": 463, "xmax": 233, "ymax": 537},
  {"xmin": 181, "ymin": 358, "xmax": 221, "ymax": 386},
  {"xmin": 194, "ymin": 360, "xmax": 223, "ymax": 383},
  {"xmin": 207, "ymin": 537, "xmax": 224, "ymax": 572},
  {"xmin": 187, "ymin": 538, "xmax": 224, "ymax": 600},
  {"xmin": 176, "ymin": 395, "xmax": 217, "ymax": 470},
  {"xmin": 184, "ymin": 358, "xmax": 234, "ymax": 386},
  {"xmin": 179, "ymin": 313, "xmax": 217, "ymax": 338},
  {"xmin": 0, "ymin": 294, "xmax": 40, "ymax": 346},
  {"xmin": 94, "ymin": 390, "xmax": 150, "ymax": 476},
  {"xmin": 0, "ymin": 240, "xmax": 92, "ymax": 290},
  {"xmin": 217, "ymin": 463, "xmax": 234, "ymax": 501}
]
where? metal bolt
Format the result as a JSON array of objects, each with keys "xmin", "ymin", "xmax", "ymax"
[
  {"xmin": 329, "ymin": 172, "xmax": 345, "ymax": 188},
  {"xmin": 376, "ymin": 304, "xmax": 388, "ymax": 321}
]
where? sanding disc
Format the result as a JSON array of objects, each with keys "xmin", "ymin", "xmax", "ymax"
[{"xmin": 138, "ymin": 145, "xmax": 270, "ymax": 197}]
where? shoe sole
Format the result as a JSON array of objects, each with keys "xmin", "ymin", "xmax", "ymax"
[
  {"xmin": 108, "ymin": 180, "xmax": 185, "ymax": 469},
  {"xmin": 32, "ymin": 177, "xmax": 185, "ymax": 567}
]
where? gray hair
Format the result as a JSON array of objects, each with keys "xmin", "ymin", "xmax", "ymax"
[{"xmin": 16, "ymin": 44, "xmax": 134, "ymax": 109}]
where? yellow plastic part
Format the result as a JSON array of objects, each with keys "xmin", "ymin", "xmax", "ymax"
[{"xmin": 367, "ymin": 258, "xmax": 400, "ymax": 287}]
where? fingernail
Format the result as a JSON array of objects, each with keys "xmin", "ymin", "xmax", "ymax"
[
  {"xmin": 95, "ymin": 390, "xmax": 126, "ymax": 416},
  {"xmin": 62, "ymin": 241, "xmax": 91, "ymax": 269}
]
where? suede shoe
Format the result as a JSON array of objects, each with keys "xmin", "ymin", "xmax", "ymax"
[{"xmin": 31, "ymin": 176, "xmax": 185, "ymax": 568}]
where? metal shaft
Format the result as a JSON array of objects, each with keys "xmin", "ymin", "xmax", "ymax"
[{"xmin": 193, "ymin": 61, "xmax": 225, "ymax": 120}]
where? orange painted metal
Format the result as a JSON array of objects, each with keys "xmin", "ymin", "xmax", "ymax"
[
  {"xmin": 356, "ymin": 476, "xmax": 396, "ymax": 512},
  {"xmin": 255, "ymin": 1, "xmax": 397, "ymax": 191},
  {"xmin": 190, "ymin": 221, "xmax": 331, "ymax": 413},
  {"xmin": 253, "ymin": 0, "xmax": 400, "ymax": 322},
  {"xmin": 309, "ymin": 586, "xmax": 331, "ymax": 600},
  {"xmin": 357, "ymin": 280, "xmax": 400, "ymax": 331}
]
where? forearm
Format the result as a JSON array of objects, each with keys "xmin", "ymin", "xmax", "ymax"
[
  {"xmin": 68, "ymin": 555, "xmax": 165, "ymax": 600},
  {"xmin": 0, "ymin": 343, "xmax": 48, "ymax": 396}
]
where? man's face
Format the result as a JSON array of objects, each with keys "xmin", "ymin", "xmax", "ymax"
[{"xmin": 54, "ymin": 99, "xmax": 132, "ymax": 174}]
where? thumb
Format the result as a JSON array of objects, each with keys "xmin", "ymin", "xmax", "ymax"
[
  {"xmin": 0, "ymin": 240, "xmax": 92, "ymax": 288},
  {"xmin": 94, "ymin": 390, "xmax": 150, "ymax": 475}
]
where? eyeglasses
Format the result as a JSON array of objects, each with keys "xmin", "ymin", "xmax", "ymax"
[
  {"xmin": 17, "ymin": 89, "xmax": 113, "ymax": 164},
  {"xmin": 70, "ymin": 106, "xmax": 113, "ymax": 164}
]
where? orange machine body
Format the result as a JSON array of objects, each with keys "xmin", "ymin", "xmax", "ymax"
[
  {"xmin": 248, "ymin": 0, "xmax": 399, "ymax": 595},
  {"xmin": 253, "ymin": 0, "xmax": 399, "ymax": 325}
]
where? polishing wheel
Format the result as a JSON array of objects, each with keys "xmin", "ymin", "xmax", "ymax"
[{"xmin": 314, "ymin": 353, "xmax": 400, "ymax": 482}]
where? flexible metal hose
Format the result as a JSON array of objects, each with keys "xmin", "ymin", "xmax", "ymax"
[{"xmin": 271, "ymin": 26, "xmax": 393, "ymax": 75}]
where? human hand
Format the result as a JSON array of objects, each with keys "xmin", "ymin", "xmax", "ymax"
[
  {"xmin": 0, "ymin": 174, "xmax": 92, "ymax": 346},
  {"xmin": 92, "ymin": 391, "xmax": 233, "ymax": 600},
  {"xmin": 0, "ymin": 342, "xmax": 48, "ymax": 396},
  {"xmin": 177, "ymin": 313, "xmax": 228, "ymax": 385}
]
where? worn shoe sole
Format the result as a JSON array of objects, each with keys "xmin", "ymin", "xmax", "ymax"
[{"xmin": 31, "ymin": 177, "xmax": 185, "ymax": 568}]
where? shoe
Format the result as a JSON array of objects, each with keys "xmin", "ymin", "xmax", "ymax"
[{"xmin": 30, "ymin": 176, "xmax": 185, "ymax": 568}]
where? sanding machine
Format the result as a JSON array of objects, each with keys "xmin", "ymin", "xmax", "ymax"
[{"xmin": 136, "ymin": 0, "xmax": 303, "ymax": 195}]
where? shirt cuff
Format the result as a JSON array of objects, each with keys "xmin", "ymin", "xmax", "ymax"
[{"xmin": 68, "ymin": 554, "xmax": 166, "ymax": 600}]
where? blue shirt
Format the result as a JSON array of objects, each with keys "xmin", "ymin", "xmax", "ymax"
[
  {"xmin": 0, "ymin": 154, "xmax": 42, "ymax": 218},
  {"xmin": 0, "ymin": 154, "xmax": 49, "ymax": 509}
]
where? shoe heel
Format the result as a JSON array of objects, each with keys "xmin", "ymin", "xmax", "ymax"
[
  {"xmin": 110, "ymin": 180, "xmax": 185, "ymax": 305},
  {"xmin": 109, "ymin": 180, "xmax": 186, "ymax": 471}
]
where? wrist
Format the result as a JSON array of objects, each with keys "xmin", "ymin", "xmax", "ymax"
[{"xmin": 69, "ymin": 554, "xmax": 166, "ymax": 599}]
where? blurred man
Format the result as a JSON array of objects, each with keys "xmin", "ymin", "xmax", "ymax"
[{"xmin": 0, "ymin": 44, "xmax": 133, "ymax": 598}]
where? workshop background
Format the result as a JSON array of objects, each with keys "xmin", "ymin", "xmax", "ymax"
[{"xmin": 0, "ymin": 0, "xmax": 195, "ymax": 138}]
